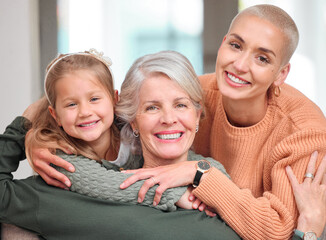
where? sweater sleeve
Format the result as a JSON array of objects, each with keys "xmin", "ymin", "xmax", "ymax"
[
  {"xmin": 54, "ymin": 152, "xmax": 187, "ymax": 211},
  {"xmin": 188, "ymin": 150, "xmax": 230, "ymax": 178},
  {"xmin": 193, "ymin": 129, "xmax": 326, "ymax": 240}
]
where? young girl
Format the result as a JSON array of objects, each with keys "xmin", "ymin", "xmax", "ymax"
[{"xmin": 27, "ymin": 49, "xmax": 120, "ymax": 165}]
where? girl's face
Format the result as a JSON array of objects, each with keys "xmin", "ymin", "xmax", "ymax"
[
  {"xmin": 132, "ymin": 74, "xmax": 201, "ymax": 167},
  {"xmin": 215, "ymin": 15, "xmax": 290, "ymax": 105},
  {"xmin": 49, "ymin": 70, "xmax": 115, "ymax": 148}
]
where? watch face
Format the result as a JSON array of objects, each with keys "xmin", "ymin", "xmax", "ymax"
[
  {"xmin": 304, "ymin": 232, "xmax": 317, "ymax": 240},
  {"xmin": 198, "ymin": 160, "xmax": 211, "ymax": 170}
]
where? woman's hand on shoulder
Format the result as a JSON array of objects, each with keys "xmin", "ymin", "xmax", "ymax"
[
  {"xmin": 286, "ymin": 151, "xmax": 326, "ymax": 237},
  {"xmin": 27, "ymin": 143, "xmax": 75, "ymax": 189},
  {"xmin": 120, "ymin": 161, "xmax": 198, "ymax": 206}
]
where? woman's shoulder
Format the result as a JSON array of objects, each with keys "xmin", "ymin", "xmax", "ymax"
[
  {"xmin": 198, "ymin": 73, "xmax": 218, "ymax": 91},
  {"xmin": 271, "ymin": 84, "xmax": 326, "ymax": 129}
]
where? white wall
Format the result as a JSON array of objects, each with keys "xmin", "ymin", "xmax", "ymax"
[{"xmin": 0, "ymin": 0, "xmax": 41, "ymax": 178}]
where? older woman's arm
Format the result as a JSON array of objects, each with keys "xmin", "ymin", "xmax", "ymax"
[{"xmin": 54, "ymin": 151, "xmax": 187, "ymax": 211}]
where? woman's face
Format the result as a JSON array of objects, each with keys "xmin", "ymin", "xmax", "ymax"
[
  {"xmin": 132, "ymin": 74, "xmax": 201, "ymax": 166},
  {"xmin": 215, "ymin": 15, "xmax": 289, "ymax": 104}
]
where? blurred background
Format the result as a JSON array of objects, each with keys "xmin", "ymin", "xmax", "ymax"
[{"xmin": 1, "ymin": 0, "xmax": 325, "ymax": 178}]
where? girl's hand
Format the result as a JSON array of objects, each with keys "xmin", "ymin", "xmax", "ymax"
[
  {"xmin": 28, "ymin": 146, "xmax": 75, "ymax": 189},
  {"xmin": 286, "ymin": 152, "xmax": 326, "ymax": 237},
  {"xmin": 120, "ymin": 161, "xmax": 198, "ymax": 206}
]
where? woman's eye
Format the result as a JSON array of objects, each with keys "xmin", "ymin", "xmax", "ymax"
[
  {"xmin": 176, "ymin": 103, "xmax": 187, "ymax": 108},
  {"xmin": 145, "ymin": 105, "xmax": 158, "ymax": 111},
  {"xmin": 230, "ymin": 42, "xmax": 241, "ymax": 50},
  {"xmin": 258, "ymin": 56, "xmax": 269, "ymax": 64}
]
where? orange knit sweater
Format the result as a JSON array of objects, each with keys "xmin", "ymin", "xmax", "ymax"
[{"xmin": 193, "ymin": 73, "xmax": 326, "ymax": 240}]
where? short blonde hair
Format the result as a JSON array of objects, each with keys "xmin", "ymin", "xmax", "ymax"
[
  {"xmin": 115, "ymin": 50, "xmax": 204, "ymax": 154},
  {"xmin": 231, "ymin": 4, "xmax": 299, "ymax": 65}
]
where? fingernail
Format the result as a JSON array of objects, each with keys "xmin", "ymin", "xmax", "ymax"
[
  {"xmin": 64, "ymin": 187, "xmax": 69, "ymax": 190},
  {"xmin": 189, "ymin": 195, "xmax": 194, "ymax": 201},
  {"xmin": 153, "ymin": 201, "xmax": 157, "ymax": 206},
  {"xmin": 199, "ymin": 206, "xmax": 203, "ymax": 211},
  {"xmin": 65, "ymin": 181, "xmax": 71, "ymax": 187},
  {"xmin": 120, "ymin": 183, "xmax": 125, "ymax": 188},
  {"xmin": 121, "ymin": 170, "xmax": 126, "ymax": 173},
  {"xmin": 193, "ymin": 204, "xmax": 197, "ymax": 209},
  {"xmin": 68, "ymin": 167, "xmax": 74, "ymax": 172},
  {"xmin": 138, "ymin": 197, "xmax": 142, "ymax": 203}
]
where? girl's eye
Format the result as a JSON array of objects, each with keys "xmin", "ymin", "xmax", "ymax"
[
  {"xmin": 67, "ymin": 103, "xmax": 76, "ymax": 108},
  {"xmin": 90, "ymin": 97, "xmax": 100, "ymax": 102},
  {"xmin": 230, "ymin": 42, "xmax": 241, "ymax": 50},
  {"xmin": 258, "ymin": 56, "xmax": 269, "ymax": 64}
]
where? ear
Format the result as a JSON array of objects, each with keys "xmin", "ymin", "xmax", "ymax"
[
  {"xmin": 274, "ymin": 63, "xmax": 290, "ymax": 87},
  {"xmin": 114, "ymin": 89, "xmax": 119, "ymax": 103},
  {"xmin": 130, "ymin": 121, "xmax": 138, "ymax": 132},
  {"xmin": 48, "ymin": 106, "xmax": 62, "ymax": 126},
  {"xmin": 196, "ymin": 108, "xmax": 203, "ymax": 124}
]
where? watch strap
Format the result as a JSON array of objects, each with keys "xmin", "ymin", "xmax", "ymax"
[{"xmin": 193, "ymin": 170, "xmax": 203, "ymax": 187}]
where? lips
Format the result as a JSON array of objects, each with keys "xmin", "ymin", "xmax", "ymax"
[
  {"xmin": 225, "ymin": 72, "xmax": 250, "ymax": 87},
  {"xmin": 78, "ymin": 120, "xmax": 99, "ymax": 127},
  {"xmin": 156, "ymin": 132, "xmax": 183, "ymax": 140}
]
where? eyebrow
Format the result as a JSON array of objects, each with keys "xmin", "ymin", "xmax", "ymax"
[{"xmin": 229, "ymin": 33, "xmax": 276, "ymax": 57}]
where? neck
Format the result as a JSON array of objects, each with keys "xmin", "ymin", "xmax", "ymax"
[
  {"xmin": 142, "ymin": 151, "xmax": 188, "ymax": 168},
  {"xmin": 222, "ymin": 94, "xmax": 268, "ymax": 127},
  {"xmin": 88, "ymin": 131, "xmax": 116, "ymax": 161}
]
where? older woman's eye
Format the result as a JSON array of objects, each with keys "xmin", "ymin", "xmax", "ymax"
[
  {"xmin": 145, "ymin": 105, "xmax": 158, "ymax": 111},
  {"xmin": 176, "ymin": 103, "xmax": 187, "ymax": 108}
]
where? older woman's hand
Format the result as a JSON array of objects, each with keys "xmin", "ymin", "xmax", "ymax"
[
  {"xmin": 120, "ymin": 160, "xmax": 198, "ymax": 205},
  {"xmin": 286, "ymin": 152, "xmax": 326, "ymax": 237}
]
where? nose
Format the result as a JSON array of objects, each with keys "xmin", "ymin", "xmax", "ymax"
[
  {"xmin": 233, "ymin": 52, "xmax": 250, "ymax": 73},
  {"xmin": 78, "ymin": 102, "xmax": 92, "ymax": 117},
  {"xmin": 160, "ymin": 108, "xmax": 177, "ymax": 125}
]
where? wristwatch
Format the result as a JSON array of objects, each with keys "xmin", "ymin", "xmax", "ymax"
[
  {"xmin": 294, "ymin": 229, "xmax": 320, "ymax": 240},
  {"xmin": 193, "ymin": 160, "xmax": 211, "ymax": 187}
]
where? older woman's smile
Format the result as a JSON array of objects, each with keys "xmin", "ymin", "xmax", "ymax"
[{"xmin": 155, "ymin": 131, "xmax": 184, "ymax": 141}]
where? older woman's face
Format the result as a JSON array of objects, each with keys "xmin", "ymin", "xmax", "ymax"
[{"xmin": 132, "ymin": 74, "xmax": 201, "ymax": 166}]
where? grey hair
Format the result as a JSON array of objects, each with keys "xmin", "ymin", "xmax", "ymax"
[
  {"xmin": 231, "ymin": 4, "xmax": 299, "ymax": 65},
  {"xmin": 115, "ymin": 50, "xmax": 204, "ymax": 154}
]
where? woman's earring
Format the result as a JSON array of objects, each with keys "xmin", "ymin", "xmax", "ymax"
[
  {"xmin": 274, "ymin": 86, "xmax": 281, "ymax": 97},
  {"xmin": 133, "ymin": 129, "xmax": 139, "ymax": 138},
  {"xmin": 195, "ymin": 125, "xmax": 199, "ymax": 133}
]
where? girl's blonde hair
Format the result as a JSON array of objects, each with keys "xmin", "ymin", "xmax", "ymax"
[{"xmin": 27, "ymin": 50, "xmax": 119, "ymax": 162}]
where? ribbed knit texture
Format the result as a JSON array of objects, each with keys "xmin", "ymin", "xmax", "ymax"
[
  {"xmin": 193, "ymin": 73, "xmax": 326, "ymax": 240},
  {"xmin": 54, "ymin": 150, "xmax": 229, "ymax": 212}
]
